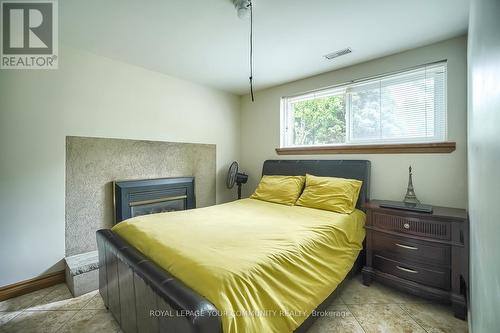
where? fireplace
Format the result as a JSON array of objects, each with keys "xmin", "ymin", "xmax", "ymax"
[{"xmin": 113, "ymin": 177, "xmax": 195, "ymax": 224}]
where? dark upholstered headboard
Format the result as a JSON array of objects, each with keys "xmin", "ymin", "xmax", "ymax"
[{"xmin": 262, "ymin": 160, "xmax": 371, "ymax": 210}]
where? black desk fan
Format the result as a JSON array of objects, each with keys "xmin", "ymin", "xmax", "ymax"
[{"xmin": 226, "ymin": 161, "xmax": 248, "ymax": 199}]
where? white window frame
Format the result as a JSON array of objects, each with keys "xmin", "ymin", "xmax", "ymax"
[{"xmin": 280, "ymin": 61, "xmax": 448, "ymax": 148}]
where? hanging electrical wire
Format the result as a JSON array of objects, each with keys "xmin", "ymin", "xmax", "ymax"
[
  {"xmin": 249, "ymin": 0, "xmax": 254, "ymax": 101},
  {"xmin": 233, "ymin": 0, "xmax": 255, "ymax": 101}
]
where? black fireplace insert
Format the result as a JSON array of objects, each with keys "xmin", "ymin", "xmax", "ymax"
[{"xmin": 113, "ymin": 177, "xmax": 195, "ymax": 224}]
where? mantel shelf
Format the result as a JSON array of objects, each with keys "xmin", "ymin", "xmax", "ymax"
[{"xmin": 275, "ymin": 142, "xmax": 456, "ymax": 155}]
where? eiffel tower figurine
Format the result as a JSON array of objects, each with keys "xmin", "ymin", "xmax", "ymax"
[{"xmin": 403, "ymin": 165, "xmax": 420, "ymax": 205}]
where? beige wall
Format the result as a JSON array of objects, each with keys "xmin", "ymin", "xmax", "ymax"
[
  {"xmin": 0, "ymin": 37, "xmax": 468, "ymax": 288},
  {"xmin": 467, "ymin": 0, "xmax": 500, "ymax": 330},
  {"xmin": 240, "ymin": 36, "xmax": 467, "ymax": 209},
  {"xmin": 0, "ymin": 46, "xmax": 240, "ymax": 287}
]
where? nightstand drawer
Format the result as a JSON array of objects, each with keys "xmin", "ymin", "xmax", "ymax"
[
  {"xmin": 372, "ymin": 232, "xmax": 451, "ymax": 266},
  {"xmin": 372, "ymin": 212, "xmax": 451, "ymax": 240},
  {"xmin": 373, "ymin": 254, "xmax": 451, "ymax": 290}
]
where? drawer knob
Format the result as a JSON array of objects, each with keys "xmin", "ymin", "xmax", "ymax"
[
  {"xmin": 396, "ymin": 266, "xmax": 418, "ymax": 274},
  {"xmin": 403, "ymin": 223, "xmax": 410, "ymax": 229},
  {"xmin": 395, "ymin": 243, "xmax": 418, "ymax": 250}
]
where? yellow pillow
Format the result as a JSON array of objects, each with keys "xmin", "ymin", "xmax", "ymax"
[
  {"xmin": 296, "ymin": 174, "xmax": 362, "ymax": 214},
  {"xmin": 250, "ymin": 175, "xmax": 305, "ymax": 206}
]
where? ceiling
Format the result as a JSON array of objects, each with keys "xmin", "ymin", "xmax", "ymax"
[{"xmin": 60, "ymin": 0, "xmax": 469, "ymax": 95}]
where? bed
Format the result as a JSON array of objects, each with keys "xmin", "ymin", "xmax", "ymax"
[{"xmin": 97, "ymin": 159, "xmax": 371, "ymax": 333}]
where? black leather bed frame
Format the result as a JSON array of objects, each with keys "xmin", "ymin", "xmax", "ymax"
[{"xmin": 97, "ymin": 160, "xmax": 371, "ymax": 333}]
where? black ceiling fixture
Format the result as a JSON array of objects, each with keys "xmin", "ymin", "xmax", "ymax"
[
  {"xmin": 233, "ymin": 0, "xmax": 255, "ymax": 101},
  {"xmin": 226, "ymin": 161, "xmax": 248, "ymax": 199}
]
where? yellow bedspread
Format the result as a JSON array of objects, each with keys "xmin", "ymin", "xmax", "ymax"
[{"xmin": 112, "ymin": 198, "xmax": 365, "ymax": 333}]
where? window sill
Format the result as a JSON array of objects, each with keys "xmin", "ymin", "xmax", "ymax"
[{"xmin": 275, "ymin": 142, "xmax": 456, "ymax": 155}]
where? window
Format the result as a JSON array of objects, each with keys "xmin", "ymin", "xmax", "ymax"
[{"xmin": 281, "ymin": 62, "xmax": 447, "ymax": 148}]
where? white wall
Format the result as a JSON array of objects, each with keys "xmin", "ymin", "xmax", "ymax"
[
  {"xmin": 467, "ymin": 0, "xmax": 500, "ymax": 331},
  {"xmin": 240, "ymin": 36, "xmax": 467, "ymax": 209},
  {"xmin": 0, "ymin": 46, "xmax": 240, "ymax": 287}
]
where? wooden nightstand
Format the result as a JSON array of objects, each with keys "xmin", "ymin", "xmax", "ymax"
[{"xmin": 362, "ymin": 200, "xmax": 468, "ymax": 320}]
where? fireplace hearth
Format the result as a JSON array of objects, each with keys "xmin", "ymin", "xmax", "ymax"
[{"xmin": 113, "ymin": 177, "xmax": 195, "ymax": 224}]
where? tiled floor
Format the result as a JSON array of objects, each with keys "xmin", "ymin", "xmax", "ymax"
[
  {"xmin": 0, "ymin": 274, "xmax": 468, "ymax": 333},
  {"xmin": 0, "ymin": 284, "xmax": 119, "ymax": 333}
]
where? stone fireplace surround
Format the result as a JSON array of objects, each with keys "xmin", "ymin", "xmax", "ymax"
[{"xmin": 65, "ymin": 136, "xmax": 216, "ymax": 257}]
